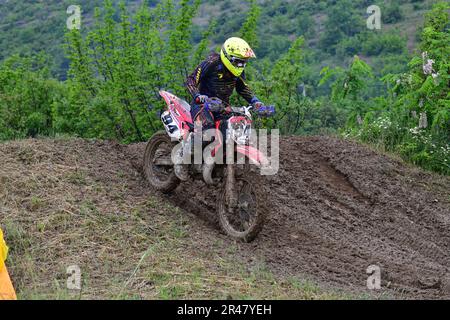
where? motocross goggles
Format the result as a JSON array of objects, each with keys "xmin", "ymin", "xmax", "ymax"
[
  {"xmin": 229, "ymin": 56, "xmax": 249, "ymax": 68},
  {"xmin": 222, "ymin": 48, "xmax": 249, "ymax": 68}
]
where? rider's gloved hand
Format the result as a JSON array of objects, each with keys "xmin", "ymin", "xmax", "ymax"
[
  {"xmin": 250, "ymin": 97, "xmax": 263, "ymax": 110},
  {"xmin": 254, "ymin": 101, "xmax": 263, "ymax": 109},
  {"xmin": 256, "ymin": 105, "xmax": 276, "ymax": 117},
  {"xmin": 195, "ymin": 94, "xmax": 209, "ymax": 104}
]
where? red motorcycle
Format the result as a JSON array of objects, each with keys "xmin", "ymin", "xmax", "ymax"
[{"xmin": 143, "ymin": 91, "xmax": 274, "ymax": 242}]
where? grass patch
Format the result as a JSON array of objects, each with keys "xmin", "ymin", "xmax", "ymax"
[{"xmin": 0, "ymin": 138, "xmax": 353, "ymax": 300}]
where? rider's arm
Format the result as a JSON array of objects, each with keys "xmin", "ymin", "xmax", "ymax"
[
  {"xmin": 236, "ymin": 71, "xmax": 258, "ymax": 105},
  {"xmin": 185, "ymin": 57, "xmax": 213, "ymax": 100}
]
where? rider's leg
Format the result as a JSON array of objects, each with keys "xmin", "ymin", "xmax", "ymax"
[
  {"xmin": 191, "ymin": 104, "xmax": 215, "ymax": 132},
  {"xmin": 173, "ymin": 103, "xmax": 215, "ymax": 181},
  {"xmin": 172, "ymin": 104, "xmax": 200, "ymax": 181},
  {"xmin": 191, "ymin": 104, "xmax": 215, "ymax": 149}
]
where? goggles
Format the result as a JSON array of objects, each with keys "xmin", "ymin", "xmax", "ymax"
[
  {"xmin": 229, "ymin": 56, "xmax": 248, "ymax": 68},
  {"xmin": 223, "ymin": 48, "xmax": 249, "ymax": 68}
]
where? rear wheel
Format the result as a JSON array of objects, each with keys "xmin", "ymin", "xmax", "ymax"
[
  {"xmin": 143, "ymin": 131, "xmax": 180, "ymax": 193},
  {"xmin": 218, "ymin": 177, "xmax": 265, "ymax": 242}
]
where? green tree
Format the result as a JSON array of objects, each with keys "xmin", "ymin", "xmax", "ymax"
[
  {"xmin": 320, "ymin": 55, "xmax": 375, "ymax": 127},
  {"xmin": 343, "ymin": 2, "xmax": 449, "ymax": 174},
  {"xmin": 320, "ymin": 0, "xmax": 365, "ymax": 54},
  {"xmin": 63, "ymin": 0, "xmax": 210, "ymax": 142},
  {"xmin": 0, "ymin": 55, "xmax": 66, "ymax": 139},
  {"xmin": 240, "ymin": 0, "xmax": 261, "ymax": 49}
]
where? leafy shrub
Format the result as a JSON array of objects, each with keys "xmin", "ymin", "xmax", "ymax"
[
  {"xmin": 361, "ymin": 32, "xmax": 407, "ymax": 56},
  {"xmin": 383, "ymin": 3, "xmax": 404, "ymax": 24},
  {"xmin": 342, "ymin": 2, "xmax": 449, "ymax": 175}
]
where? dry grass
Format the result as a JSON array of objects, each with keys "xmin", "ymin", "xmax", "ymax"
[{"xmin": 0, "ymin": 138, "xmax": 348, "ymax": 300}]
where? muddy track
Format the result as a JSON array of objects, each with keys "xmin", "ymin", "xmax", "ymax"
[{"xmin": 127, "ymin": 135, "xmax": 450, "ymax": 299}]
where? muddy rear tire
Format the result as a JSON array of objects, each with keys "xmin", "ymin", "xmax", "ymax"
[
  {"xmin": 143, "ymin": 131, "xmax": 180, "ymax": 193},
  {"xmin": 218, "ymin": 178, "xmax": 266, "ymax": 242}
]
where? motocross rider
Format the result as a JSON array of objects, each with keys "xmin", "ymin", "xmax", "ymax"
[
  {"xmin": 185, "ymin": 37, "xmax": 266, "ymax": 129},
  {"xmin": 174, "ymin": 37, "xmax": 270, "ymax": 180}
]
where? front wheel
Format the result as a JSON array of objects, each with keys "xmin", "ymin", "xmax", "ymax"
[
  {"xmin": 218, "ymin": 177, "xmax": 266, "ymax": 242},
  {"xmin": 143, "ymin": 131, "xmax": 180, "ymax": 193}
]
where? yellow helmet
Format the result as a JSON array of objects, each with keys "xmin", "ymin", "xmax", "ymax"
[{"xmin": 220, "ymin": 37, "xmax": 256, "ymax": 77}]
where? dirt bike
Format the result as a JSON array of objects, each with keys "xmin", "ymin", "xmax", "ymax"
[{"xmin": 143, "ymin": 90, "xmax": 274, "ymax": 242}]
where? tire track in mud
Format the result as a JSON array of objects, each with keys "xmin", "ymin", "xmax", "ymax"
[
  {"xmin": 127, "ymin": 136, "xmax": 450, "ymax": 299},
  {"xmin": 273, "ymin": 137, "xmax": 449, "ymax": 298}
]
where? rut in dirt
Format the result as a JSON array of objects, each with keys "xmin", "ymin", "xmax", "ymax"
[{"xmin": 131, "ymin": 135, "xmax": 450, "ymax": 299}]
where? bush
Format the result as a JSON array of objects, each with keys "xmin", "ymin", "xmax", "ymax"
[
  {"xmin": 344, "ymin": 2, "xmax": 450, "ymax": 175},
  {"xmin": 361, "ymin": 32, "xmax": 407, "ymax": 56},
  {"xmin": 0, "ymin": 55, "xmax": 67, "ymax": 140},
  {"xmin": 319, "ymin": 0, "xmax": 365, "ymax": 53},
  {"xmin": 336, "ymin": 36, "xmax": 363, "ymax": 58},
  {"xmin": 383, "ymin": 3, "xmax": 404, "ymax": 23}
]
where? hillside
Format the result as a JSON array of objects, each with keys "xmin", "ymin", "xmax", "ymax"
[
  {"xmin": 0, "ymin": 0, "xmax": 438, "ymax": 78},
  {"xmin": 0, "ymin": 1, "xmax": 448, "ymax": 300},
  {"xmin": 1, "ymin": 137, "xmax": 449, "ymax": 299}
]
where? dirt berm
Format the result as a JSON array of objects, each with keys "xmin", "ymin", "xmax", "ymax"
[
  {"xmin": 1, "ymin": 136, "xmax": 449, "ymax": 299},
  {"xmin": 128, "ymin": 135, "xmax": 450, "ymax": 299}
]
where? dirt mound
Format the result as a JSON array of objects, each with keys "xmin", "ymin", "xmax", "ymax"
[
  {"xmin": 1, "ymin": 136, "xmax": 449, "ymax": 299},
  {"xmin": 129, "ymin": 135, "xmax": 450, "ymax": 299},
  {"xmin": 255, "ymin": 136, "xmax": 450, "ymax": 299}
]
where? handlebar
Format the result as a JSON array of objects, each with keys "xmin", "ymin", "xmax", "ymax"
[
  {"xmin": 228, "ymin": 105, "xmax": 275, "ymax": 117},
  {"xmin": 256, "ymin": 105, "xmax": 276, "ymax": 117},
  {"xmin": 202, "ymin": 97, "xmax": 275, "ymax": 117}
]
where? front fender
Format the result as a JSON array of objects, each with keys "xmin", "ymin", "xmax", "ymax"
[{"xmin": 236, "ymin": 145, "xmax": 269, "ymax": 167}]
